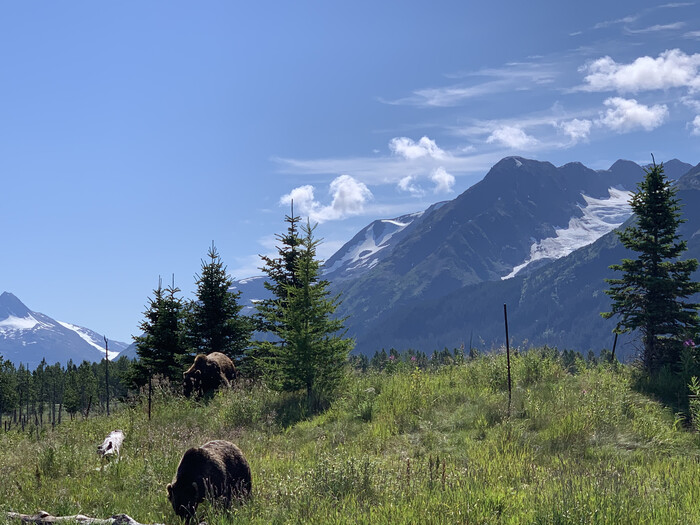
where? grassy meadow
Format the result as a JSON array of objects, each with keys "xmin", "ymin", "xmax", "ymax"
[{"xmin": 1, "ymin": 350, "xmax": 700, "ymax": 524}]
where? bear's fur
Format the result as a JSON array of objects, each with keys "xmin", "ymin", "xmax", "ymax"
[
  {"xmin": 183, "ymin": 352, "xmax": 237, "ymax": 398},
  {"xmin": 166, "ymin": 440, "xmax": 252, "ymax": 522}
]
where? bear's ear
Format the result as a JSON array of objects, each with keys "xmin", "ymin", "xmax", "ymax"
[
  {"xmin": 166, "ymin": 483, "xmax": 173, "ymax": 500},
  {"xmin": 192, "ymin": 481, "xmax": 199, "ymax": 500}
]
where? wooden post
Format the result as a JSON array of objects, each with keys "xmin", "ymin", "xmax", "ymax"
[
  {"xmin": 148, "ymin": 373, "xmax": 152, "ymax": 421},
  {"xmin": 104, "ymin": 336, "xmax": 110, "ymax": 416},
  {"xmin": 504, "ymin": 303, "xmax": 512, "ymax": 416},
  {"xmin": 611, "ymin": 332, "xmax": 618, "ymax": 363}
]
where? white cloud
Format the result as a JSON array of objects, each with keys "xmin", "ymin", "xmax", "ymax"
[
  {"xmin": 593, "ymin": 13, "xmax": 639, "ymax": 29},
  {"xmin": 690, "ymin": 115, "xmax": 700, "ymax": 135},
  {"xmin": 486, "ymin": 126, "xmax": 538, "ymax": 149},
  {"xmin": 279, "ymin": 185, "xmax": 317, "ymax": 216},
  {"xmin": 558, "ymin": 118, "xmax": 592, "ymax": 143},
  {"xmin": 685, "ymin": 30, "xmax": 700, "ymax": 39},
  {"xmin": 580, "ymin": 49, "xmax": 700, "ymax": 93},
  {"xmin": 430, "ymin": 167, "xmax": 455, "ymax": 194},
  {"xmin": 397, "ymin": 175, "xmax": 424, "ymax": 196},
  {"xmin": 625, "ymin": 22, "xmax": 685, "ymax": 33},
  {"xmin": 682, "ymin": 96, "xmax": 700, "ymax": 111},
  {"xmin": 389, "ymin": 136, "xmax": 446, "ymax": 160},
  {"xmin": 280, "ymin": 175, "xmax": 373, "ymax": 223},
  {"xmin": 597, "ymin": 97, "xmax": 668, "ymax": 132}
]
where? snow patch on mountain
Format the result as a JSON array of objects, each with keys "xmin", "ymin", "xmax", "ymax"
[
  {"xmin": 57, "ymin": 321, "xmax": 120, "ymax": 360},
  {"xmin": 503, "ymin": 188, "xmax": 632, "ymax": 279},
  {"xmin": 323, "ymin": 212, "xmax": 423, "ymax": 278},
  {"xmin": 0, "ymin": 314, "xmax": 41, "ymax": 332}
]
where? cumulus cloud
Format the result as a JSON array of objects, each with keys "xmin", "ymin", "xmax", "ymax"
[
  {"xmin": 280, "ymin": 185, "xmax": 317, "ymax": 216},
  {"xmin": 690, "ymin": 115, "xmax": 700, "ymax": 135},
  {"xmin": 580, "ymin": 49, "xmax": 700, "ymax": 93},
  {"xmin": 597, "ymin": 97, "xmax": 668, "ymax": 132},
  {"xmin": 280, "ymin": 175, "xmax": 373, "ymax": 223},
  {"xmin": 430, "ymin": 167, "xmax": 455, "ymax": 194},
  {"xmin": 558, "ymin": 118, "xmax": 593, "ymax": 143},
  {"xmin": 389, "ymin": 136, "xmax": 446, "ymax": 160},
  {"xmin": 397, "ymin": 175, "xmax": 424, "ymax": 196},
  {"xmin": 486, "ymin": 126, "xmax": 538, "ymax": 149}
]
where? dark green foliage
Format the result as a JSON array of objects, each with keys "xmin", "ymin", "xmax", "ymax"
[
  {"xmin": 131, "ymin": 278, "xmax": 189, "ymax": 386},
  {"xmin": 185, "ymin": 243, "xmax": 252, "ymax": 364},
  {"xmin": 0, "ymin": 357, "xmax": 18, "ymax": 417},
  {"xmin": 258, "ymin": 220, "xmax": 354, "ymax": 408},
  {"xmin": 603, "ymin": 162, "xmax": 700, "ymax": 372},
  {"xmin": 248, "ymin": 209, "xmax": 303, "ymax": 376}
]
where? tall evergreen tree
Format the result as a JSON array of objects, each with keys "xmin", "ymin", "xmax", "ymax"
[
  {"xmin": 262, "ymin": 220, "xmax": 354, "ymax": 408},
  {"xmin": 603, "ymin": 161, "xmax": 700, "ymax": 372},
  {"xmin": 185, "ymin": 242, "xmax": 252, "ymax": 364},
  {"xmin": 249, "ymin": 207, "xmax": 303, "ymax": 375},
  {"xmin": 0, "ymin": 358, "xmax": 18, "ymax": 420},
  {"xmin": 131, "ymin": 277, "xmax": 188, "ymax": 386}
]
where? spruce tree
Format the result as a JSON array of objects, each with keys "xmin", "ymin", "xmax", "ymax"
[
  {"xmin": 262, "ymin": 220, "xmax": 354, "ymax": 408},
  {"xmin": 185, "ymin": 243, "xmax": 252, "ymax": 364},
  {"xmin": 131, "ymin": 277, "xmax": 188, "ymax": 386},
  {"xmin": 249, "ymin": 208, "xmax": 303, "ymax": 375},
  {"xmin": 603, "ymin": 161, "xmax": 700, "ymax": 372}
]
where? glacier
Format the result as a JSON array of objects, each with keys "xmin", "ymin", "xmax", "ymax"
[{"xmin": 503, "ymin": 188, "xmax": 632, "ymax": 279}]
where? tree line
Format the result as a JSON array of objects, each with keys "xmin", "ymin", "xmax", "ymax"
[
  {"xmin": 1, "ymin": 162, "xmax": 699, "ymax": 427},
  {"xmin": 131, "ymin": 208, "xmax": 352, "ymax": 410},
  {"xmin": 0, "ymin": 356, "xmax": 132, "ymax": 430}
]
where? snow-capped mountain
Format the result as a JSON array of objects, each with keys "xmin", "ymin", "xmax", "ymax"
[
  {"xmin": 323, "ymin": 202, "xmax": 446, "ymax": 282},
  {"xmin": 229, "ymin": 156, "xmax": 693, "ymax": 355},
  {"xmin": 332, "ymin": 157, "xmax": 693, "ymax": 352},
  {"xmin": 353, "ymin": 161, "xmax": 700, "ymax": 357},
  {"xmin": 229, "ymin": 276, "xmax": 268, "ymax": 316},
  {"xmin": 0, "ymin": 292, "xmax": 128, "ymax": 368}
]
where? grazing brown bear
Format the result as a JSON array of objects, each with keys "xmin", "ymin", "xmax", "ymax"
[
  {"xmin": 167, "ymin": 440, "xmax": 252, "ymax": 522},
  {"xmin": 183, "ymin": 352, "xmax": 237, "ymax": 398}
]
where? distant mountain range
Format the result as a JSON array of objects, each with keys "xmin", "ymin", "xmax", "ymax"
[
  {"xmin": 3, "ymin": 156, "xmax": 697, "ymax": 367},
  {"xmin": 338, "ymin": 158, "xmax": 699, "ymax": 359},
  {"xmin": 0, "ymin": 292, "xmax": 128, "ymax": 368},
  {"xmin": 233, "ymin": 156, "xmax": 697, "ymax": 360}
]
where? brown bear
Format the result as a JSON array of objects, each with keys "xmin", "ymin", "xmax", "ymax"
[
  {"xmin": 167, "ymin": 440, "xmax": 252, "ymax": 522},
  {"xmin": 183, "ymin": 352, "xmax": 237, "ymax": 398}
]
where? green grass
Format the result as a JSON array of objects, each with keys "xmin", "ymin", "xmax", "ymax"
[{"xmin": 2, "ymin": 350, "xmax": 700, "ymax": 524}]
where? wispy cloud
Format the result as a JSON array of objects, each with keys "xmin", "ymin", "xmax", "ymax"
[
  {"xmin": 593, "ymin": 13, "xmax": 639, "ymax": 29},
  {"xmin": 625, "ymin": 22, "xmax": 686, "ymax": 33},
  {"xmin": 592, "ymin": 2, "xmax": 693, "ymax": 31},
  {"xmin": 579, "ymin": 49, "xmax": 700, "ymax": 93},
  {"xmin": 597, "ymin": 97, "xmax": 668, "ymax": 132},
  {"xmin": 384, "ymin": 62, "xmax": 557, "ymax": 107}
]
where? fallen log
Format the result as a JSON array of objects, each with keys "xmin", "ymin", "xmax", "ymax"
[{"xmin": 6, "ymin": 511, "xmax": 164, "ymax": 525}]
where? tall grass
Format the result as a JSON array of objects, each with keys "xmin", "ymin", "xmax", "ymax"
[{"xmin": 1, "ymin": 349, "xmax": 699, "ymax": 524}]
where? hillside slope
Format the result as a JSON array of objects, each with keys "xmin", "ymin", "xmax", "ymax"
[{"xmin": 353, "ymin": 163, "xmax": 700, "ymax": 357}]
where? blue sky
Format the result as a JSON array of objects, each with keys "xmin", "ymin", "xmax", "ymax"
[{"xmin": 1, "ymin": 1, "xmax": 699, "ymax": 344}]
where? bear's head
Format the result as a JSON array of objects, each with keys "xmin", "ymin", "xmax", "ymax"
[
  {"xmin": 167, "ymin": 480, "xmax": 200, "ymax": 521},
  {"xmin": 183, "ymin": 369, "xmax": 202, "ymax": 398}
]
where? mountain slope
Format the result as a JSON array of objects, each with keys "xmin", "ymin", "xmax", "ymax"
[
  {"xmin": 332, "ymin": 157, "xmax": 654, "ymax": 331},
  {"xmin": 351, "ymin": 162, "xmax": 700, "ymax": 357},
  {"xmin": 0, "ymin": 292, "xmax": 128, "ymax": 368}
]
